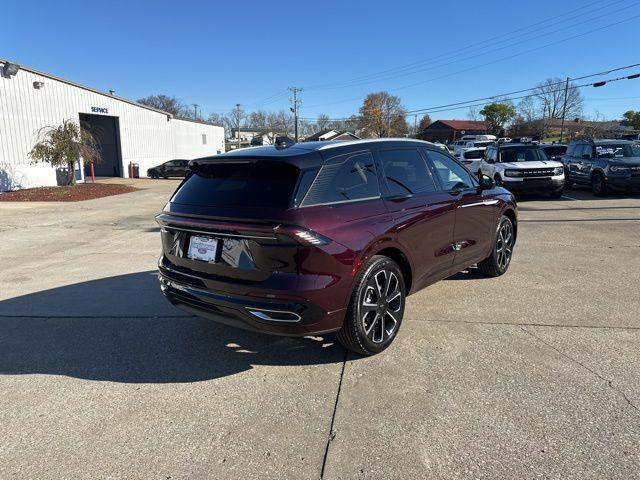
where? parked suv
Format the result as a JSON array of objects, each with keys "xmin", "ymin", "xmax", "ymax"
[
  {"xmin": 480, "ymin": 143, "xmax": 565, "ymax": 197},
  {"xmin": 147, "ymin": 159, "xmax": 190, "ymax": 179},
  {"xmin": 562, "ymin": 139, "xmax": 640, "ymax": 195},
  {"xmin": 156, "ymin": 139, "xmax": 517, "ymax": 355}
]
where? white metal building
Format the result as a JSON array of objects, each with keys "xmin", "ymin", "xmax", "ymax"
[{"xmin": 0, "ymin": 59, "xmax": 225, "ymax": 191}]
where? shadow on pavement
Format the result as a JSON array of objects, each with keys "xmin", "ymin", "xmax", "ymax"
[{"xmin": 0, "ymin": 271, "xmax": 345, "ymax": 383}]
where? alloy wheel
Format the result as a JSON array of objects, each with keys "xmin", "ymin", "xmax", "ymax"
[
  {"xmin": 360, "ymin": 269, "xmax": 402, "ymax": 344},
  {"xmin": 495, "ymin": 220, "xmax": 514, "ymax": 270}
]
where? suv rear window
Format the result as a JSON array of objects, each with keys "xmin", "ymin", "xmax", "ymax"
[
  {"xmin": 301, "ymin": 151, "xmax": 379, "ymax": 207},
  {"xmin": 171, "ymin": 160, "xmax": 299, "ymax": 208}
]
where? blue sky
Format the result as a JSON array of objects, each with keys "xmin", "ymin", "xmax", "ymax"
[{"xmin": 2, "ymin": 0, "xmax": 639, "ymax": 122}]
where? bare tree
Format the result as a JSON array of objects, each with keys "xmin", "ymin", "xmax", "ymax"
[
  {"xmin": 248, "ymin": 110, "xmax": 268, "ymax": 130},
  {"xmin": 137, "ymin": 95, "xmax": 189, "ymax": 117},
  {"xmin": 533, "ymin": 78, "xmax": 583, "ymax": 120},
  {"xmin": 517, "ymin": 96, "xmax": 537, "ymax": 123},
  {"xmin": 275, "ymin": 110, "xmax": 295, "ymax": 136},
  {"xmin": 316, "ymin": 114, "xmax": 331, "ymax": 131},
  {"xmin": 207, "ymin": 113, "xmax": 225, "ymax": 127},
  {"xmin": 468, "ymin": 106, "xmax": 480, "ymax": 121}
]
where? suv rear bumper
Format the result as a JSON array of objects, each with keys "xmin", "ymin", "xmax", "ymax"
[
  {"xmin": 158, "ymin": 269, "xmax": 345, "ymax": 336},
  {"xmin": 503, "ymin": 177, "xmax": 564, "ymax": 194}
]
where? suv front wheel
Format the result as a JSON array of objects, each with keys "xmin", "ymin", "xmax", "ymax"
[
  {"xmin": 336, "ymin": 255, "xmax": 405, "ymax": 356},
  {"xmin": 478, "ymin": 215, "xmax": 515, "ymax": 277},
  {"xmin": 591, "ymin": 172, "xmax": 608, "ymax": 196}
]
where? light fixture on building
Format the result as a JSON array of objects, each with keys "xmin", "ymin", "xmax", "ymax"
[
  {"xmin": 1, "ymin": 62, "xmax": 20, "ymax": 78},
  {"xmin": 33, "ymin": 81, "xmax": 44, "ymax": 89},
  {"xmin": 109, "ymin": 89, "xmax": 115, "ymax": 95}
]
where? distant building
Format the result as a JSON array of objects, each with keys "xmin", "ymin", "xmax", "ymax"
[
  {"xmin": 419, "ymin": 120, "xmax": 488, "ymax": 142},
  {"xmin": 0, "ymin": 58, "xmax": 225, "ymax": 191},
  {"xmin": 304, "ymin": 129, "xmax": 360, "ymax": 142},
  {"xmin": 250, "ymin": 132, "xmax": 277, "ymax": 146}
]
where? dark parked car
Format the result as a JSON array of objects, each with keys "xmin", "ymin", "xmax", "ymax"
[
  {"xmin": 539, "ymin": 143, "xmax": 567, "ymax": 161},
  {"xmin": 155, "ymin": 139, "xmax": 517, "ymax": 355},
  {"xmin": 562, "ymin": 139, "xmax": 640, "ymax": 195},
  {"xmin": 147, "ymin": 159, "xmax": 190, "ymax": 179}
]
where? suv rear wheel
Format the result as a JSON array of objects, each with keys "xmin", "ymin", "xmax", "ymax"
[
  {"xmin": 336, "ymin": 255, "xmax": 405, "ymax": 356},
  {"xmin": 478, "ymin": 215, "xmax": 515, "ymax": 277}
]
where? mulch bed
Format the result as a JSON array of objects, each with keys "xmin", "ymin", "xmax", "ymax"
[{"xmin": 0, "ymin": 183, "xmax": 140, "ymax": 202}]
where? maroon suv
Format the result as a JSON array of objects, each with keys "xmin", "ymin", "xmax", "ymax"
[{"xmin": 156, "ymin": 139, "xmax": 517, "ymax": 355}]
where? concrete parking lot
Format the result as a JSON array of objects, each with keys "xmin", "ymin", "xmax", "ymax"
[{"xmin": 1, "ymin": 179, "xmax": 639, "ymax": 479}]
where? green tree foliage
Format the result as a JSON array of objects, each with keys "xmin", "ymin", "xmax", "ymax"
[
  {"xmin": 29, "ymin": 120, "xmax": 100, "ymax": 186},
  {"xmin": 415, "ymin": 114, "xmax": 432, "ymax": 138},
  {"xmin": 622, "ymin": 110, "xmax": 640, "ymax": 130},
  {"xmin": 480, "ymin": 102, "xmax": 518, "ymax": 135}
]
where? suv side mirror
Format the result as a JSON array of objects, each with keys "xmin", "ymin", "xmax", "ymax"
[{"xmin": 478, "ymin": 174, "xmax": 495, "ymax": 190}]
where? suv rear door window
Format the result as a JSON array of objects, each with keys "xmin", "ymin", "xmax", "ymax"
[
  {"xmin": 301, "ymin": 151, "xmax": 379, "ymax": 207},
  {"xmin": 171, "ymin": 160, "xmax": 299, "ymax": 208},
  {"xmin": 378, "ymin": 148, "xmax": 436, "ymax": 196}
]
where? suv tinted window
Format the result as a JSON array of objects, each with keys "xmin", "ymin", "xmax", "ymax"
[
  {"xmin": 171, "ymin": 160, "xmax": 299, "ymax": 208},
  {"xmin": 577, "ymin": 144, "xmax": 592, "ymax": 158},
  {"xmin": 378, "ymin": 148, "xmax": 436, "ymax": 196},
  {"xmin": 301, "ymin": 151, "xmax": 379, "ymax": 207},
  {"xmin": 427, "ymin": 150, "xmax": 475, "ymax": 190}
]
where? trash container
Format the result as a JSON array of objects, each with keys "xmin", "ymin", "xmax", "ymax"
[{"xmin": 132, "ymin": 163, "xmax": 140, "ymax": 178}]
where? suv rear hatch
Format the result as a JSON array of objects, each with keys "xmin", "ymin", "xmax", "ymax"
[{"xmin": 156, "ymin": 156, "xmax": 324, "ymax": 285}]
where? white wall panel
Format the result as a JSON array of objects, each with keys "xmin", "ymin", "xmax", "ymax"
[{"xmin": 0, "ymin": 63, "xmax": 225, "ymax": 191}]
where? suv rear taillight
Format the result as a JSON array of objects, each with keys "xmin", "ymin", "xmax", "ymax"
[{"xmin": 273, "ymin": 225, "xmax": 332, "ymax": 246}]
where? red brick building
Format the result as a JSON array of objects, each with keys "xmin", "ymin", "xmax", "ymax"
[{"xmin": 419, "ymin": 120, "xmax": 488, "ymax": 142}]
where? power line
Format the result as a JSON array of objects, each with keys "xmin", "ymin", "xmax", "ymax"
[
  {"xmin": 303, "ymin": 0, "xmax": 635, "ymax": 92},
  {"xmin": 298, "ymin": 71, "xmax": 640, "ymax": 123},
  {"xmin": 303, "ymin": 11, "xmax": 640, "ymax": 111},
  {"xmin": 301, "ymin": 63, "xmax": 637, "ymax": 119}
]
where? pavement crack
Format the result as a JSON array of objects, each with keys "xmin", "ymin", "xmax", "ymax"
[
  {"xmin": 320, "ymin": 348, "xmax": 348, "ymax": 479},
  {"xmin": 520, "ymin": 326, "xmax": 639, "ymax": 414}
]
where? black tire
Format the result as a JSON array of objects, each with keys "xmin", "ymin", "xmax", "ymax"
[
  {"xmin": 336, "ymin": 255, "xmax": 406, "ymax": 356},
  {"xmin": 478, "ymin": 215, "xmax": 515, "ymax": 277},
  {"xmin": 149, "ymin": 170, "xmax": 159, "ymax": 179},
  {"xmin": 564, "ymin": 170, "xmax": 573, "ymax": 189},
  {"xmin": 591, "ymin": 172, "xmax": 608, "ymax": 196}
]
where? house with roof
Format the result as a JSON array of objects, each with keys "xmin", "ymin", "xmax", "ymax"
[
  {"xmin": 418, "ymin": 120, "xmax": 488, "ymax": 142},
  {"xmin": 304, "ymin": 129, "xmax": 360, "ymax": 142}
]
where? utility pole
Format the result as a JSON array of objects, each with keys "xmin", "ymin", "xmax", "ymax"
[
  {"xmin": 288, "ymin": 87, "xmax": 302, "ymax": 142},
  {"xmin": 414, "ymin": 114, "xmax": 418, "ymax": 138},
  {"xmin": 235, "ymin": 103, "xmax": 242, "ymax": 150},
  {"xmin": 192, "ymin": 103, "xmax": 199, "ymax": 120},
  {"xmin": 559, "ymin": 77, "xmax": 570, "ymax": 143}
]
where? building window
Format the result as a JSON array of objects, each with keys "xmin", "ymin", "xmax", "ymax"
[{"xmin": 202, "ymin": 134, "xmax": 207, "ymax": 145}]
